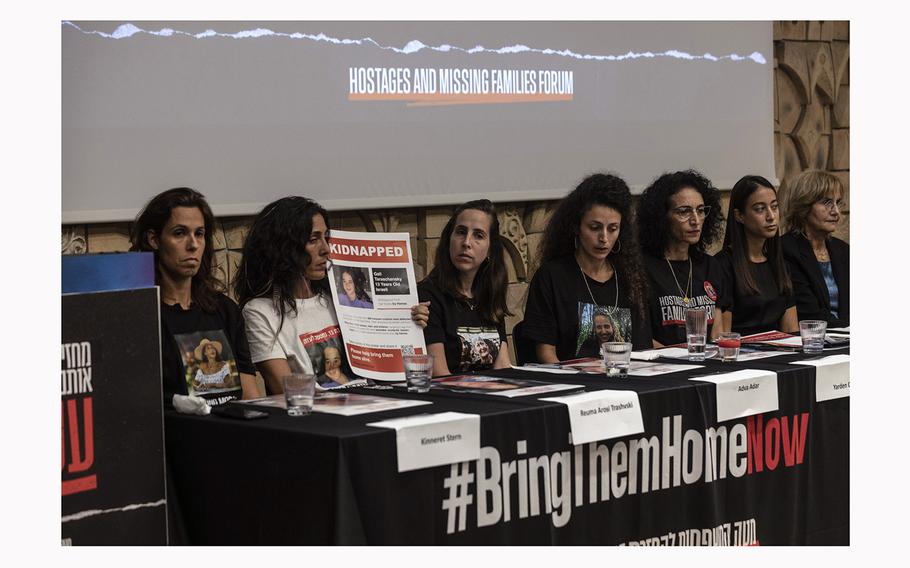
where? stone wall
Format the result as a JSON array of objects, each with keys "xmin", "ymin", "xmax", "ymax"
[{"xmin": 61, "ymin": 21, "xmax": 848, "ymax": 361}]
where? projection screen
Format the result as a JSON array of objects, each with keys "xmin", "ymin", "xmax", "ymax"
[{"xmin": 62, "ymin": 21, "xmax": 775, "ymax": 223}]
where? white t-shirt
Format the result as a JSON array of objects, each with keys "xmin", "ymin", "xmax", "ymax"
[{"xmin": 242, "ymin": 295, "xmax": 342, "ymax": 376}]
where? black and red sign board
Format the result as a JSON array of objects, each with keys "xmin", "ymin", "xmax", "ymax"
[{"xmin": 62, "ymin": 287, "xmax": 167, "ymax": 545}]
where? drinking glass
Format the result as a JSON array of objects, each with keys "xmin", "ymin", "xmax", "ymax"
[
  {"xmin": 799, "ymin": 320, "xmax": 827, "ymax": 354},
  {"xmin": 685, "ymin": 309, "xmax": 708, "ymax": 361},
  {"xmin": 403, "ymin": 353, "xmax": 434, "ymax": 393},
  {"xmin": 602, "ymin": 342, "xmax": 633, "ymax": 377},
  {"xmin": 717, "ymin": 332, "xmax": 741, "ymax": 362},
  {"xmin": 283, "ymin": 374, "xmax": 316, "ymax": 416}
]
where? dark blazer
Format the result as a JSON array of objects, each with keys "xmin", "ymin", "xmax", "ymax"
[{"xmin": 781, "ymin": 232, "xmax": 849, "ymax": 327}]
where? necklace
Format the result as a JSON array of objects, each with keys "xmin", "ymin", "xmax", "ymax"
[
  {"xmin": 666, "ymin": 257, "xmax": 693, "ymax": 306},
  {"xmin": 579, "ymin": 260, "xmax": 619, "ymax": 311}
]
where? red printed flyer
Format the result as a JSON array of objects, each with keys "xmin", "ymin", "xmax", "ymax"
[{"xmin": 328, "ymin": 230, "xmax": 427, "ymax": 381}]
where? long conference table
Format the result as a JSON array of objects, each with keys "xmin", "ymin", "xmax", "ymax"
[{"xmin": 164, "ymin": 348, "xmax": 849, "ymax": 545}]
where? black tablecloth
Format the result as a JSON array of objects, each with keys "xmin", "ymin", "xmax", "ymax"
[{"xmin": 165, "ymin": 348, "xmax": 849, "ymax": 545}]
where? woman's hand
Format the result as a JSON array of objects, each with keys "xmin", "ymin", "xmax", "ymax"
[{"xmin": 410, "ymin": 301, "xmax": 430, "ymax": 328}]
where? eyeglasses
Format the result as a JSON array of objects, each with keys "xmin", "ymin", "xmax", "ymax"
[
  {"xmin": 670, "ymin": 205, "xmax": 711, "ymax": 221},
  {"xmin": 818, "ymin": 198, "xmax": 844, "ymax": 212}
]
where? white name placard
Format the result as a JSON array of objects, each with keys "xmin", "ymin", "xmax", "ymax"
[
  {"xmin": 367, "ymin": 412, "xmax": 480, "ymax": 472},
  {"xmin": 540, "ymin": 390, "xmax": 644, "ymax": 445},
  {"xmin": 690, "ymin": 369, "xmax": 779, "ymax": 422},
  {"xmin": 791, "ymin": 354, "xmax": 850, "ymax": 402}
]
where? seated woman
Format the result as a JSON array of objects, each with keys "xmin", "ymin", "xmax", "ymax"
[
  {"xmin": 337, "ymin": 267, "xmax": 374, "ymax": 308},
  {"xmin": 234, "ymin": 196, "xmax": 429, "ymax": 393},
  {"xmin": 523, "ymin": 173, "xmax": 652, "ymax": 363},
  {"xmin": 418, "ymin": 199, "xmax": 512, "ymax": 376},
  {"xmin": 130, "ymin": 187, "xmax": 260, "ymax": 405},
  {"xmin": 714, "ymin": 175, "xmax": 798, "ymax": 336},
  {"xmin": 637, "ymin": 170, "xmax": 728, "ymax": 346},
  {"xmin": 779, "ymin": 170, "xmax": 849, "ymax": 327}
]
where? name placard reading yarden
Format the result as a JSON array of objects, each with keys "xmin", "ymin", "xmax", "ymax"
[
  {"xmin": 791, "ymin": 354, "xmax": 850, "ymax": 402},
  {"xmin": 540, "ymin": 390, "xmax": 644, "ymax": 445},
  {"xmin": 367, "ymin": 411, "xmax": 480, "ymax": 472},
  {"xmin": 690, "ymin": 369, "xmax": 779, "ymax": 422}
]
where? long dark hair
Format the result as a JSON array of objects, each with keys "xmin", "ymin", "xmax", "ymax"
[
  {"xmin": 428, "ymin": 199, "xmax": 512, "ymax": 324},
  {"xmin": 234, "ymin": 196, "xmax": 331, "ymax": 325},
  {"xmin": 539, "ymin": 173, "xmax": 648, "ymax": 317},
  {"xmin": 637, "ymin": 169, "xmax": 724, "ymax": 259},
  {"xmin": 723, "ymin": 175, "xmax": 792, "ymax": 297},
  {"xmin": 340, "ymin": 267, "xmax": 372, "ymax": 303},
  {"xmin": 129, "ymin": 187, "xmax": 222, "ymax": 313}
]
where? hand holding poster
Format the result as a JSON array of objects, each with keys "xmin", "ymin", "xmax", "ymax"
[{"xmin": 328, "ymin": 230, "xmax": 427, "ymax": 381}]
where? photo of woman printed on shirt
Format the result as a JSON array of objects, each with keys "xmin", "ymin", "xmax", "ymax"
[
  {"xmin": 333, "ymin": 264, "xmax": 374, "ymax": 309},
  {"xmin": 575, "ymin": 302, "xmax": 630, "ymax": 356},
  {"xmin": 174, "ymin": 330, "xmax": 240, "ymax": 397},
  {"xmin": 455, "ymin": 326, "xmax": 501, "ymax": 372},
  {"xmin": 303, "ymin": 334, "xmax": 355, "ymax": 388}
]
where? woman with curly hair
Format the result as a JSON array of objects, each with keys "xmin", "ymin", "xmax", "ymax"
[
  {"xmin": 522, "ymin": 173, "xmax": 652, "ymax": 363},
  {"xmin": 130, "ymin": 187, "xmax": 260, "ymax": 405},
  {"xmin": 715, "ymin": 175, "xmax": 798, "ymax": 335},
  {"xmin": 234, "ymin": 196, "xmax": 429, "ymax": 394},
  {"xmin": 418, "ymin": 199, "xmax": 512, "ymax": 376},
  {"xmin": 637, "ymin": 170, "xmax": 728, "ymax": 346},
  {"xmin": 778, "ymin": 170, "xmax": 849, "ymax": 327}
]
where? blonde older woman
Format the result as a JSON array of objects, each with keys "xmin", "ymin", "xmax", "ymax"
[{"xmin": 779, "ymin": 170, "xmax": 849, "ymax": 327}]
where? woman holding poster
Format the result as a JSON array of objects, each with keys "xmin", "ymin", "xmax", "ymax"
[
  {"xmin": 418, "ymin": 199, "xmax": 512, "ymax": 377},
  {"xmin": 234, "ymin": 196, "xmax": 429, "ymax": 394}
]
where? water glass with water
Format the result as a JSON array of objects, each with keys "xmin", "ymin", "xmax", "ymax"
[
  {"xmin": 685, "ymin": 309, "xmax": 708, "ymax": 361},
  {"xmin": 717, "ymin": 332, "xmax": 741, "ymax": 362},
  {"xmin": 799, "ymin": 320, "xmax": 827, "ymax": 354},
  {"xmin": 283, "ymin": 373, "xmax": 316, "ymax": 416},
  {"xmin": 602, "ymin": 342, "xmax": 633, "ymax": 377},
  {"xmin": 403, "ymin": 353, "xmax": 434, "ymax": 393}
]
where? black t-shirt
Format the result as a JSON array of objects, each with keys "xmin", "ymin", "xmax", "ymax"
[
  {"xmin": 522, "ymin": 255, "xmax": 652, "ymax": 360},
  {"xmin": 643, "ymin": 253, "xmax": 723, "ymax": 346},
  {"xmin": 160, "ymin": 294, "xmax": 256, "ymax": 406},
  {"xmin": 418, "ymin": 277, "xmax": 507, "ymax": 374},
  {"xmin": 714, "ymin": 249, "xmax": 796, "ymax": 336}
]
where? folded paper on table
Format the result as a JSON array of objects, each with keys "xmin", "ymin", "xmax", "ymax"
[
  {"xmin": 690, "ymin": 369, "xmax": 779, "ymax": 422},
  {"xmin": 791, "ymin": 354, "xmax": 849, "ymax": 402},
  {"xmin": 540, "ymin": 390, "xmax": 644, "ymax": 445},
  {"xmin": 367, "ymin": 412, "xmax": 481, "ymax": 472}
]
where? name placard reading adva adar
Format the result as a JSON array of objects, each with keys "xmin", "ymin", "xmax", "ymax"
[{"xmin": 690, "ymin": 369, "xmax": 779, "ymax": 422}]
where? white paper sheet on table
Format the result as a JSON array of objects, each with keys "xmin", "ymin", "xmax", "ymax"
[
  {"xmin": 367, "ymin": 411, "xmax": 480, "ymax": 472},
  {"xmin": 511, "ymin": 365, "xmax": 578, "ymax": 374},
  {"xmin": 735, "ymin": 350, "xmax": 790, "ymax": 361},
  {"xmin": 690, "ymin": 369, "xmax": 779, "ymax": 422},
  {"xmin": 632, "ymin": 347, "xmax": 690, "ymax": 360},
  {"xmin": 628, "ymin": 361, "xmax": 704, "ymax": 376},
  {"xmin": 790, "ymin": 354, "xmax": 850, "ymax": 402}
]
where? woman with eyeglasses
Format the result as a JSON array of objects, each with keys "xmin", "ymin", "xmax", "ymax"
[
  {"xmin": 522, "ymin": 173, "xmax": 652, "ymax": 363},
  {"xmin": 637, "ymin": 170, "xmax": 728, "ymax": 346},
  {"xmin": 715, "ymin": 175, "xmax": 798, "ymax": 336},
  {"xmin": 778, "ymin": 170, "xmax": 849, "ymax": 327}
]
